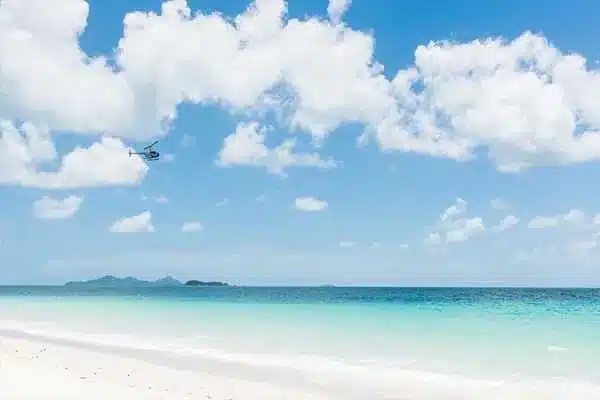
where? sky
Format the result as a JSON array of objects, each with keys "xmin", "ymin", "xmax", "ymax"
[{"xmin": 2, "ymin": 0, "xmax": 600, "ymax": 286}]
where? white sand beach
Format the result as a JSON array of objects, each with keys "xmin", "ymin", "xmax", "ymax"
[
  {"xmin": 3, "ymin": 331, "xmax": 600, "ymax": 400},
  {"xmin": 0, "ymin": 336, "xmax": 332, "ymax": 400}
]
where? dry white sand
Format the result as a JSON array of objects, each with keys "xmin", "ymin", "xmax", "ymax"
[
  {"xmin": 0, "ymin": 336, "xmax": 333, "ymax": 400},
  {"xmin": 3, "ymin": 334, "xmax": 599, "ymax": 400}
]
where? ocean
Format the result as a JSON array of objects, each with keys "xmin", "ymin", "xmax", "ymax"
[{"xmin": 1, "ymin": 286, "xmax": 599, "ymax": 399}]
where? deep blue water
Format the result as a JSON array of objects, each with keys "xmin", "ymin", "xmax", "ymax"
[{"xmin": 2, "ymin": 285, "xmax": 599, "ymax": 304}]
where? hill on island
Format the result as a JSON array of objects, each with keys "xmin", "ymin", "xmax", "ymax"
[{"xmin": 64, "ymin": 275, "xmax": 229, "ymax": 288}]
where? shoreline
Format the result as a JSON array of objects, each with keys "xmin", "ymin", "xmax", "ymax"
[
  {"xmin": 5, "ymin": 329, "xmax": 598, "ymax": 400},
  {"xmin": 0, "ymin": 334, "xmax": 334, "ymax": 400}
]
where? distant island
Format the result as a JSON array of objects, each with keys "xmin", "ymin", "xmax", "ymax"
[
  {"xmin": 64, "ymin": 275, "xmax": 229, "ymax": 288},
  {"xmin": 184, "ymin": 280, "xmax": 228, "ymax": 287}
]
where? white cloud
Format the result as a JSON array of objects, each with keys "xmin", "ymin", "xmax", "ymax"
[
  {"xmin": 445, "ymin": 217, "xmax": 485, "ymax": 243},
  {"xmin": 527, "ymin": 216, "xmax": 559, "ymax": 229},
  {"xmin": 0, "ymin": 120, "xmax": 148, "ymax": 189},
  {"xmin": 527, "ymin": 209, "xmax": 589, "ymax": 230},
  {"xmin": 339, "ymin": 240, "xmax": 354, "ymax": 248},
  {"xmin": 181, "ymin": 221, "xmax": 204, "ymax": 232},
  {"xmin": 0, "ymin": 0, "xmax": 139, "ymax": 137},
  {"xmin": 294, "ymin": 196, "xmax": 328, "ymax": 212},
  {"xmin": 2, "ymin": 0, "xmax": 600, "ymax": 180},
  {"xmin": 562, "ymin": 209, "xmax": 586, "ymax": 227},
  {"xmin": 440, "ymin": 197, "xmax": 467, "ymax": 221},
  {"xmin": 399, "ymin": 243, "xmax": 409, "ymax": 249},
  {"xmin": 108, "ymin": 211, "xmax": 154, "ymax": 233},
  {"xmin": 34, "ymin": 136, "xmax": 148, "ymax": 189},
  {"xmin": 370, "ymin": 242, "xmax": 380, "ymax": 249},
  {"xmin": 33, "ymin": 195, "xmax": 83, "ymax": 219},
  {"xmin": 256, "ymin": 194, "xmax": 267, "ymax": 202},
  {"xmin": 216, "ymin": 122, "xmax": 336, "ymax": 175},
  {"xmin": 492, "ymin": 215, "xmax": 519, "ymax": 232},
  {"xmin": 527, "ymin": 208, "xmax": 600, "ymax": 231},
  {"xmin": 426, "ymin": 198, "xmax": 485, "ymax": 244},
  {"xmin": 327, "ymin": 0, "xmax": 351, "ymax": 24},
  {"xmin": 375, "ymin": 32, "xmax": 600, "ymax": 171}
]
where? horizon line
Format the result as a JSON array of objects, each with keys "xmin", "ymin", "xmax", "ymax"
[{"xmin": 1, "ymin": 283, "xmax": 599, "ymax": 289}]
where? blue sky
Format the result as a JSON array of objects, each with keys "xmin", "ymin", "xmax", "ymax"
[{"xmin": 1, "ymin": 0, "xmax": 600, "ymax": 285}]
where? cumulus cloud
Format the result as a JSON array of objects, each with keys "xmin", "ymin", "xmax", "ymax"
[
  {"xmin": 492, "ymin": 215, "xmax": 519, "ymax": 232},
  {"xmin": 562, "ymin": 209, "xmax": 587, "ymax": 227},
  {"xmin": 0, "ymin": 0, "xmax": 137, "ymax": 136},
  {"xmin": 2, "ymin": 0, "xmax": 599, "ymax": 184},
  {"xmin": 440, "ymin": 197, "xmax": 467, "ymax": 221},
  {"xmin": 446, "ymin": 218, "xmax": 484, "ymax": 243},
  {"xmin": 37, "ymin": 137, "xmax": 148, "ymax": 189},
  {"xmin": 294, "ymin": 196, "xmax": 328, "ymax": 212},
  {"xmin": 108, "ymin": 211, "xmax": 154, "ymax": 233},
  {"xmin": 426, "ymin": 198, "xmax": 485, "ymax": 244},
  {"xmin": 33, "ymin": 195, "xmax": 83, "ymax": 219},
  {"xmin": 528, "ymin": 215, "xmax": 560, "ymax": 229},
  {"xmin": 513, "ymin": 208, "xmax": 600, "ymax": 263},
  {"xmin": 0, "ymin": 121, "xmax": 147, "ymax": 188},
  {"xmin": 216, "ymin": 122, "xmax": 336, "ymax": 175},
  {"xmin": 181, "ymin": 221, "xmax": 204, "ymax": 232},
  {"xmin": 527, "ymin": 209, "xmax": 592, "ymax": 230},
  {"xmin": 376, "ymin": 33, "xmax": 600, "ymax": 171},
  {"xmin": 327, "ymin": 0, "xmax": 351, "ymax": 24}
]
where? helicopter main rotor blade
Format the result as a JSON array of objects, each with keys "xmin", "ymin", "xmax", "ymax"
[{"xmin": 143, "ymin": 140, "xmax": 159, "ymax": 150}]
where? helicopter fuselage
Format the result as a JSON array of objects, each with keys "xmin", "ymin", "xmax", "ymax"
[{"xmin": 144, "ymin": 150, "xmax": 160, "ymax": 160}]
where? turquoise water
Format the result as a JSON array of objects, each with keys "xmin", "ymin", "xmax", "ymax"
[{"xmin": 1, "ymin": 287, "xmax": 599, "ymax": 398}]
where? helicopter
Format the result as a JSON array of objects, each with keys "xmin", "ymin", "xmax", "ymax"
[{"xmin": 129, "ymin": 140, "xmax": 160, "ymax": 161}]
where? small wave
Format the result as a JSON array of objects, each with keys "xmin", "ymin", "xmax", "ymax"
[{"xmin": 547, "ymin": 345, "xmax": 569, "ymax": 353}]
